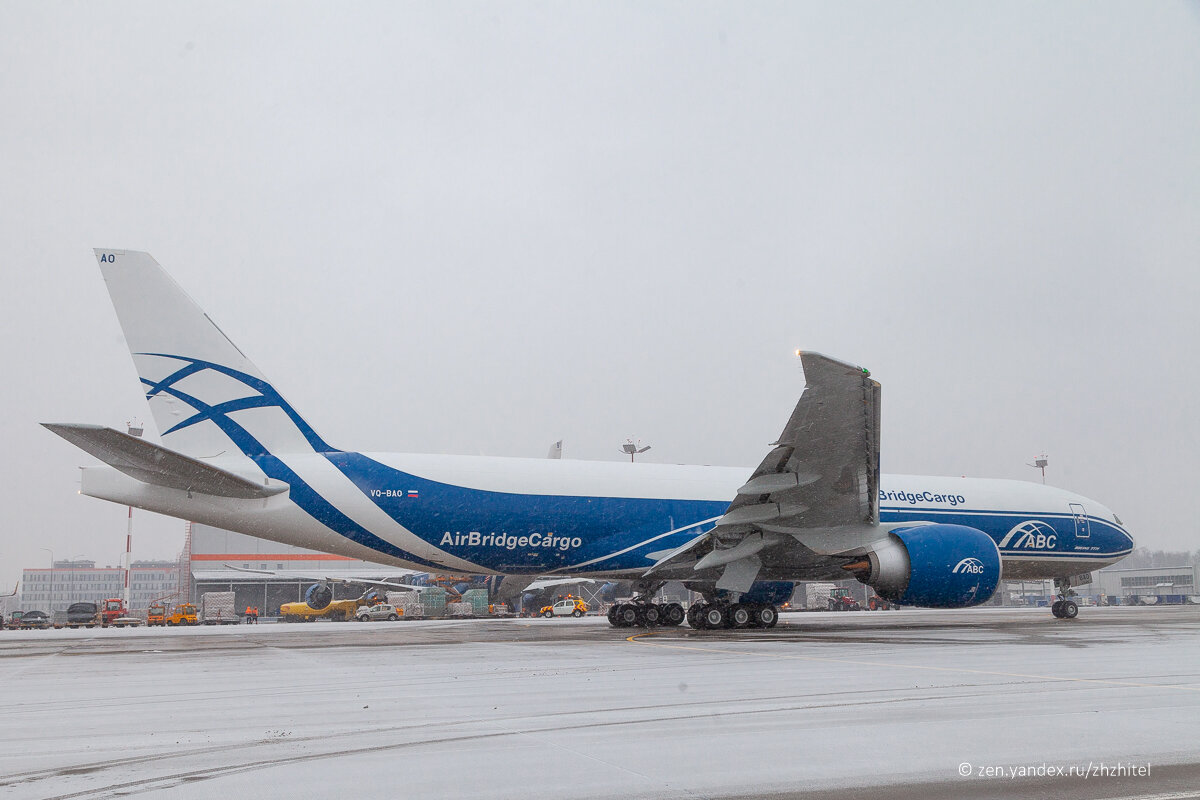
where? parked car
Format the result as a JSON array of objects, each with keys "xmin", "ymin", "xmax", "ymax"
[
  {"xmin": 542, "ymin": 598, "xmax": 587, "ymax": 618},
  {"xmin": 18, "ymin": 610, "xmax": 51, "ymax": 629},
  {"xmin": 355, "ymin": 604, "xmax": 401, "ymax": 621}
]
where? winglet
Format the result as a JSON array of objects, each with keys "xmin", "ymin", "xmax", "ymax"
[{"xmin": 797, "ymin": 351, "xmax": 871, "ymax": 383}]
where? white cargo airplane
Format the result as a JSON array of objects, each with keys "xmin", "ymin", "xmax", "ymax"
[{"xmin": 45, "ymin": 250, "xmax": 1134, "ymax": 629}]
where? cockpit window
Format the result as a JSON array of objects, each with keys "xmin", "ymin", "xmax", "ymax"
[{"xmin": 1113, "ymin": 514, "xmax": 1123, "ymax": 525}]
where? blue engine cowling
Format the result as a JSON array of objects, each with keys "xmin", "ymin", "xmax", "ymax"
[
  {"xmin": 862, "ymin": 524, "xmax": 1000, "ymax": 608},
  {"xmin": 305, "ymin": 582, "xmax": 334, "ymax": 610}
]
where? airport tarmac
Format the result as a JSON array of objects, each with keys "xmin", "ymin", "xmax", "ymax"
[{"xmin": 2, "ymin": 606, "xmax": 1199, "ymax": 800}]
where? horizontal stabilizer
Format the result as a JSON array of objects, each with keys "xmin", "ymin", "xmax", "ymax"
[{"xmin": 43, "ymin": 423, "xmax": 287, "ymax": 500}]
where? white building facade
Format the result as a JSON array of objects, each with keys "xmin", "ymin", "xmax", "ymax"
[{"xmin": 21, "ymin": 560, "xmax": 181, "ymax": 613}]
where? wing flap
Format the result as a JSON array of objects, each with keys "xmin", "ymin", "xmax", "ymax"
[
  {"xmin": 645, "ymin": 351, "xmax": 881, "ymax": 580},
  {"xmin": 43, "ymin": 423, "xmax": 287, "ymax": 500}
]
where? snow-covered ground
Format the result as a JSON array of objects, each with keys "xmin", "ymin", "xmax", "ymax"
[{"xmin": 2, "ymin": 606, "xmax": 1199, "ymax": 799}]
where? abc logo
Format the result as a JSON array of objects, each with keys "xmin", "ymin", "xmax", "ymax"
[
  {"xmin": 1001, "ymin": 520, "xmax": 1058, "ymax": 550},
  {"xmin": 953, "ymin": 557, "xmax": 985, "ymax": 574}
]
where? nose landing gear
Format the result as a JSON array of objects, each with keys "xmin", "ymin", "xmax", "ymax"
[{"xmin": 1051, "ymin": 577, "xmax": 1079, "ymax": 619}]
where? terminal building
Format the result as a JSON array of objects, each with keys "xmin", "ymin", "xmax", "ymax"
[{"xmin": 20, "ymin": 559, "xmax": 182, "ymax": 613}]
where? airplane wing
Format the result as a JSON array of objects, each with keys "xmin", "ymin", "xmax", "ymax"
[
  {"xmin": 42, "ymin": 423, "xmax": 288, "ymax": 500},
  {"xmin": 644, "ymin": 352, "xmax": 881, "ymax": 593},
  {"xmin": 223, "ymin": 564, "xmax": 425, "ymax": 591}
]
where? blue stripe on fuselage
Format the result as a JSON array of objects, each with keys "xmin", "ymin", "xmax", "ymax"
[{"xmin": 324, "ymin": 452, "xmax": 726, "ymax": 574}]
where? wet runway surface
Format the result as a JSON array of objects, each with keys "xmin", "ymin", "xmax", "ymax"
[{"xmin": 2, "ymin": 606, "xmax": 1199, "ymax": 799}]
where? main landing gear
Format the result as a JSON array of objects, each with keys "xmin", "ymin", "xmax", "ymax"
[
  {"xmin": 686, "ymin": 602, "xmax": 778, "ymax": 630},
  {"xmin": 1051, "ymin": 577, "xmax": 1079, "ymax": 620},
  {"xmin": 605, "ymin": 580, "xmax": 782, "ymax": 630},
  {"xmin": 606, "ymin": 600, "xmax": 780, "ymax": 630},
  {"xmin": 607, "ymin": 601, "xmax": 686, "ymax": 628}
]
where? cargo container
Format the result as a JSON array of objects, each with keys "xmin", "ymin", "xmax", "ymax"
[
  {"xmin": 200, "ymin": 592, "xmax": 241, "ymax": 624},
  {"xmin": 802, "ymin": 582, "xmax": 838, "ymax": 610},
  {"xmin": 418, "ymin": 586, "xmax": 447, "ymax": 616},
  {"xmin": 461, "ymin": 588, "xmax": 490, "ymax": 616}
]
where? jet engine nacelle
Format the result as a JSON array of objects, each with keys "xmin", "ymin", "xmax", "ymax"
[
  {"xmin": 305, "ymin": 582, "xmax": 334, "ymax": 610},
  {"xmin": 859, "ymin": 524, "xmax": 1000, "ymax": 608}
]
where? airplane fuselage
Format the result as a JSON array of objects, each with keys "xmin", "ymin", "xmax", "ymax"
[{"xmin": 80, "ymin": 450, "xmax": 1134, "ymax": 581}]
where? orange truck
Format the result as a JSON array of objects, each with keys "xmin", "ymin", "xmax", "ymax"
[
  {"xmin": 98, "ymin": 598, "xmax": 126, "ymax": 627},
  {"xmin": 147, "ymin": 604, "xmax": 167, "ymax": 626},
  {"xmin": 165, "ymin": 603, "xmax": 199, "ymax": 625}
]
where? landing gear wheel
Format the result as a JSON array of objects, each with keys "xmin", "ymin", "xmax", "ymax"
[
  {"xmin": 639, "ymin": 604, "xmax": 661, "ymax": 627},
  {"xmin": 663, "ymin": 603, "xmax": 685, "ymax": 627},
  {"xmin": 617, "ymin": 604, "xmax": 639, "ymax": 627},
  {"xmin": 730, "ymin": 604, "xmax": 752, "ymax": 628},
  {"xmin": 754, "ymin": 605, "xmax": 779, "ymax": 628},
  {"xmin": 1060, "ymin": 600, "xmax": 1078, "ymax": 619},
  {"xmin": 686, "ymin": 604, "xmax": 703, "ymax": 629},
  {"xmin": 702, "ymin": 604, "xmax": 728, "ymax": 630},
  {"xmin": 1051, "ymin": 600, "xmax": 1064, "ymax": 618},
  {"xmin": 607, "ymin": 605, "xmax": 619, "ymax": 625}
]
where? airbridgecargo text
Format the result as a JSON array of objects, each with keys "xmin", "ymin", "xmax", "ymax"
[
  {"xmin": 880, "ymin": 489, "xmax": 966, "ymax": 506},
  {"xmin": 440, "ymin": 531, "xmax": 583, "ymax": 551}
]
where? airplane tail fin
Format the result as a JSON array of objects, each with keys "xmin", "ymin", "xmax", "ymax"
[{"xmin": 93, "ymin": 249, "xmax": 334, "ymax": 458}]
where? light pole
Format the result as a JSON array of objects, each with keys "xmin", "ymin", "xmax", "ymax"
[
  {"xmin": 123, "ymin": 421, "xmax": 143, "ymax": 611},
  {"xmin": 1026, "ymin": 454, "xmax": 1049, "ymax": 484},
  {"xmin": 620, "ymin": 439, "xmax": 651, "ymax": 463},
  {"xmin": 39, "ymin": 547, "xmax": 54, "ymax": 612}
]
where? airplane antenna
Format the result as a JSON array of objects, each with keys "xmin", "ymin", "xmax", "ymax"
[
  {"xmin": 1026, "ymin": 453, "xmax": 1048, "ymax": 484},
  {"xmin": 620, "ymin": 438, "xmax": 651, "ymax": 462}
]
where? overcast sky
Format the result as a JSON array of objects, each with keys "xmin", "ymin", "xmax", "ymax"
[{"xmin": 1, "ymin": 2, "xmax": 1197, "ymax": 589}]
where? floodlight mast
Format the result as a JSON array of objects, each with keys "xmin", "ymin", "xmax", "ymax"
[
  {"xmin": 620, "ymin": 438, "xmax": 651, "ymax": 463},
  {"xmin": 123, "ymin": 420, "xmax": 143, "ymax": 611},
  {"xmin": 1027, "ymin": 453, "xmax": 1049, "ymax": 484}
]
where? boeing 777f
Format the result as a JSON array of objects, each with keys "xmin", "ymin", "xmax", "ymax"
[{"xmin": 45, "ymin": 250, "xmax": 1134, "ymax": 628}]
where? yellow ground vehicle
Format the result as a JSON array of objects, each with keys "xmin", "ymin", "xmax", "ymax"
[
  {"xmin": 146, "ymin": 604, "xmax": 166, "ymax": 626},
  {"xmin": 278, "ymin": 598, "xmax": 361, "ymax": 622},
  {"xmin": 165, "ymin": 603, "xmax": 199, "ymax": 625},
  {"xmin": 540, "ymin": 596, "xmax": 588, "ymax": 618}
]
